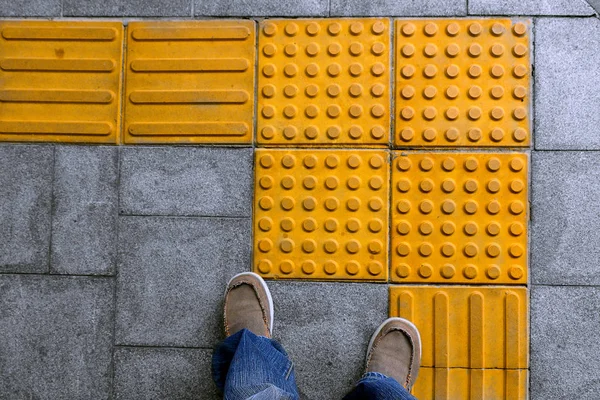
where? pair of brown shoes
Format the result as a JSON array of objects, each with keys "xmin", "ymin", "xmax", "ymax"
[{"xmin": 223, "ymin": 273, "xmax": 422, "ymax": 391}]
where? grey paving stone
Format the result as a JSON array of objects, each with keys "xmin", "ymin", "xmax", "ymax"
[
  {"xmin": 531, "ymin": 151, "xmax": 600, "ymax": 285},
  {"xmin": 331, "ymin": 0, "xmax": 466, "ymax": 16},
  {"xmin": 0, "ymin": 0, "xmax": 60, "ymax": 16},
  {"xmin": 268, "ymin": 282, "xmax": 388, "ymax": 400},
  {"xmin": 114, "ymin": 347, "xmax": 218, "ymax": 400},
  {"xmin": 469, "ymin": 0, "xmax": 594, "ymax": 15},
  {"xmin": 0, "ymin": 145, "xmax": 53, "ymax": 274},
  {"xmin": 586, "ymin": 0, "xmax": 600, "ymax": 13},
  {"xmin": 0, "ymin": 275, "xmax": 114, "ymax": 400},
  {"xmin": 530, "ymin": 285, "xmax": 600, "ymax": 399},
  {"xmin": 535, "ymin": 18, "xmax": 600, "ymax": 150},
  {"xmin": 51, "ymin": 146, "xmax": 118, "ymax": 275},
  {"xmin": 63, "ymin": 0, "xmax": 191, "ymax": 16},
  {"xmin": 194, "ymin": 0, "xmax": 328, "ymax": 16},
  {"xmin": 116, "ymin": 216, "xmax": 251, "ymax": 347},
  {"xmin": 119, "ymin": 147, "xmax": 253, "ymax": 217}
]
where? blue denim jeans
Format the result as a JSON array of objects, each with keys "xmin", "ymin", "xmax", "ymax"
[{"xmin": 212, "ymin": 329, "xmax": 417, "ymax": 400}]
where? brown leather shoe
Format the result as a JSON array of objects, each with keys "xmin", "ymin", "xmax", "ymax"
[
  {"xmin": 365, "ymin": 318, "xmax": 421, "ymax": 391},
  {"xmin": 224, "ymin": 272, "xmax": 273, "ymax": 338}
]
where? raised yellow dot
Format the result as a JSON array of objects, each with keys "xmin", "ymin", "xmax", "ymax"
[
  {"xmin": 469, "ymin": 22, "xmax": 483, "ymax": 36},
  {"xmin": 328, "ymin": 22, "xmax": 341, "ymax": 36},
  {"xmin": 347, "ymin": 197, "xmax": 361, "ymax": 211},
  {"xmin": 469, "ymin": 43, "xmax": 482, "ymax": 57},
  {"xmin": 262, "ymin": 23, "xmax": 277, "ymax": 36},
  {"xmin": 424, "ymin": 43, "xmax": 437, "ymax": 57},
  {"xmin": 441, "ymin": 221, "xmax": 455, "ymax": 235},
  {"xmin": 303, "ymin": 218, "xmax": 316, "ymax": 232},
  {"xmin": 400, "ymin": 128, "xmax": 415, "ymax": 142},
  {"xmin": 397, "ymin": 221, "xmax": 411, "ymax": 235},
  {"xmin": 419, "ymin": 243, "xmax": 433, "ymax": 257},
  {"xmin": 401, "ymin": 85, "xmax": 415, "ymax": 99},
  {"xmin": 446, "ymin": 43, "xmax": 460, "ymax": 57},
  {"xmin": 419, "ymin": 221, "xmax": 433, "ymax": 235},
  {"xmin": 349, "ymin": 63, "xmax": 363, "ymax": 76},
  {"xmin": 424, "ymin": 23, "xmax": 438, "ymax": 36},
  {"xmin": 442, "ymin": 179, "xmax": 455, "ymax": 193},
  {"xmin": 418, "ymin": 264, "xmax": 433, "ymax": 278},
  {"xmin": 302, "ymin": 261, "xmax": 316, "ymax": 275},
  {"xmin": 280, "ymin": 239, "xmax": 294, "ymax": 253},
  {"xmin": 401, "ymin": 23, "xmax": 415, "ymax": 36},
  {"xmin": 324, "ymin": 261, "xmax": 338, "ymax": 275},
  {"xmin": 464, "ymin": 222, "xmax": 478, "ymax": 236},
  {"xmin": 347, "ymin": 218, "xmax": 361, "ymax": 232},
  {"xmin": 349, "ymin": 42, "xmax": 364, "ymax": 56},
  {"xmin": 487, "ymin": 222, "xmax": 500, "ymax": 236},
  {"xmin": 306, "ymin": 22, "xmax": 320, "ymax": 36},
  {"xmin": 441, "ymin": 243, "xmax": 455, "ymax": 257}
]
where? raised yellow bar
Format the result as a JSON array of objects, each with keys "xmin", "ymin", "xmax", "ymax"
[
  {"xmin": 412, "ymin": 368, "xmax": 528, "ymax": 400},
  {"xmin": 389, "ymin": 286, "xmax": 529, "ymax": 369}
]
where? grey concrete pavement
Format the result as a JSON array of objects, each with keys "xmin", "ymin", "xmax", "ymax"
[
  {"xmin": 0, "ymin": 275, "xmax": 114, "ymax": 400},
  {"xmin": 534, "ymin": 18, "xmax": 600, "ymax": 150},
  {"xmin": 469, "ymin": 0, "xmax": 595, "ymax": 16},
  {"xmin": 114, "ymin": 347, "xmax": 218, "ymax": 400},
  {"xmin": 530, "ymin": 285, "xmax": 600, "ymax": 399},
  {"xmin": 531, "ymin": 151, "xmax": 600, "ymax": 285},
  {"xmin": 51, "ymin": 146, "xmax": 118, "ymax": 275},
  {"xmin": 119, "ymin": 147, "xmax": 253, "ymax": 218},
  {"xmin": 0, "ymin": 145, "xmax": 53, "ymax": 274},
  {"xmin": 195, "ymin": 0, "xmax": 328, "ymax": 16},
  {"xmin": 115, "ymin": 216, "xmax": 251, "ymax": 347},
  {"xmin": 269, "ymin": 282, "xmax": 388, "ymax": 400},
  {"xmin": 330, "ymin": 0, "xmax": 466, "ymax": 17},
  {"xmin": 63, "ymin": 0, "xmax": 191, "ymax": 16}
]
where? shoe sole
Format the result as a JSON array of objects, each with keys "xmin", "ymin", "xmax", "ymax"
[
  {"xmin": 226, "ymin": 272, "xmax": 274, "ymax": 335},
  {"xmin": 366, "ymin": 317, "xmax": 422, "ymax": 363}
]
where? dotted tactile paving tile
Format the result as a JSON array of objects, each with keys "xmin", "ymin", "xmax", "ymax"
[
  {"xmin": 257, "ymin": 19, "xmax": 390, "ymax": 146},
  {"xmin": 123, "ymin": 20, "xmax": 255, "ymax": 144},
  {"xmin": 0, "ymin": 21, "xmax": 124, "ymax": 143},
  {"xmin": 391, "ymin": 152, "xmax": 528, "ymax": 284},
  {"xmin": 389, "ymin": 286, "xmax": 529, "ymax": 369},
  {"xmin": 394, "ymin": 19, "xmax": 531, "ymax": 147},
  {"xmin": 254, "ymin": 149, "xmax": 389, "ymax": 280},
  {"xmin": 413, "ymin": 368, "xmax": 528, "ymax": 399}
]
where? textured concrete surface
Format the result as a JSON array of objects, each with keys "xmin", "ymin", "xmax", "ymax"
[
  {"xmin": 531, "ymin": 285, "xmax": 600, "ymax": 399},
  {"xmin": 63, "ymin": 0, "xmax": 191, "ymax": 16},
  {"xmin": 469, "ymin": 0, "xmax": 595, "ymax": 15},
  {"xmin": 114, "ymin": 347, "xmax": 218, "ymax": 400},
  {"xmin": 587, "ymin": 0, "xmax": 600, "ymax": 13},
  {"xmin": 269, "ymin": 282, "xmax": 388, "ymax": 399},
  {"xmin": 51, "ymin": 146, "xmax": 118, "ymax": 275},
  {"xmin": 330, "ymin": 0, "xmax": 466, "ymax": 16},
  {"xmin": 0, "ymin": 0, "xmax": 60, "ymax": 16},
  {"xmin": 115, "ymin": 216, "xmax": 251, "ymax": 347},
  {"xmin": 0, "ymin": 145, "xmax": 53, "ymax": 274},
  {"xmin": 532, "ymin": 152, "xmax": 600, "ymax": 285},
  {"xmin": 119, "ymin": 147, "xmax": 253, "ymax": 217},
  {"xmin": 535, "ymin": 18, "xmax": 600, "ymax": 150},
  {"xmin": 0, "ymin": 275, "xmax": 114, "ymax": 400},
  {"xmin": 195, "ymin": 0, "xmax": 328, "ymax": 16}
]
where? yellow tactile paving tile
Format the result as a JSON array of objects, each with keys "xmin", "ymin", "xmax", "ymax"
[
  {"xmin": 257, "ymin": 19, "xmax": 390, "ymax": 146},
  {"xmin": 389, "ymin": 286, "xmax": 529, "ymax": 369},
  {"xmin": 413, "ymin": 368, "xmax": 527, "ymax": 399},
  {"xmin": 0, "ymin": 21, "xmax": 123, "ymax": 143},
  {"xmin": 254, "ymin": 149, "xmax": 389, "ymax": 280},
  {"xmin": 394, "ymin": 19, "xmax": 531, "ymax": 148},
  {"xmin": 123, "ymin": 20, "xmax": 255, "ymax": 144},
  {"xmin": 391, "ymin": 152, "xmax": 528, "ymax": 284}
]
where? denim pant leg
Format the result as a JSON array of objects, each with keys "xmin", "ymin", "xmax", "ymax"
[
  {"xmin": 212, "ymin": 329, "xmax": 300, "ymax": 400},
  {"xmin": 343, "ymin": 372, "xmax": 417, "ymax": 400}
]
